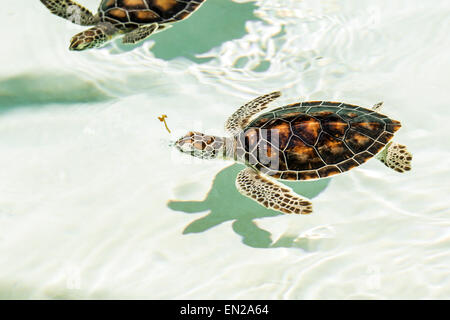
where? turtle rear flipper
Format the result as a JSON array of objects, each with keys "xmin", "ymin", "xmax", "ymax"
[
  {"xmin": 40, "ymin": 0, "xmax": 97, "ymax": 26},
  {"xmin": 236, "ymin": 167, "xmax": 313, "ymax": 215},
  {"xmin": 377, "ymin": 142, "xmax": 412, "ymax": 173}
]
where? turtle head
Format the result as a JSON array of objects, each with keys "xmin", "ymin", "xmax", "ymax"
[
  {"xmin": 175, "ymin": 132, "xmax": 228, "ymax": 160},
  {"xmin": 69, "ymin": 23, "xmax": 116, "ymax": 51}
]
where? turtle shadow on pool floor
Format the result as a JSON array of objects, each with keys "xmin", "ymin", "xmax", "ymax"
[
  {"xmin": 112, "ymin": 0, "xmax": 259, "ymax": 63},
  {"xmin": 167, "ymin": 164, "xmax": 331, "ymax": 249},
  {"xmin": 0, "ymin": 72, "xmax": 113, "ymax": 112}
]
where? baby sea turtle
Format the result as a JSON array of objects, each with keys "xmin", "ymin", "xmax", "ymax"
[
  {"xmin": 40, "ymin": 0, "xmax": 206, "ymax": 50},
  {"xmin": 175, "ymin": 92, "xmax": 412, "ymax": 215}
]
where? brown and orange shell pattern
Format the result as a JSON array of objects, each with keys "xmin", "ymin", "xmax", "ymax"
[
  {"xmin": 235, "ymin": 101, "xmax": 402, "ymax": 180},
  {"xmin": 99, "ymin": 0, "xmax": 205, "ymax": 29}
]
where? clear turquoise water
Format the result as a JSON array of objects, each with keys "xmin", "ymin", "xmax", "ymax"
[{"xmin": 0, "ymin": 0, "xmax": 449, "ymax": 299}]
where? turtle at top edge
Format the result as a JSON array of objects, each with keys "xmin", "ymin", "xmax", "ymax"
[{"xmin": 40, "ymin": 0, "xmax": 206, "ymax": 50}]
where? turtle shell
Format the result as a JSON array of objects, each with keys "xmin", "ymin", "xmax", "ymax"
[
  {"xmin": 236, "ymin": 101, "xmax": 402, "ymax": 180},
  {"xmin": 99, "ymin": 0, "xmax": 205, "ymax": 29}
]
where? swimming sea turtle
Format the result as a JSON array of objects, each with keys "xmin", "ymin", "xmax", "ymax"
[
  {"xmin": 40, "ymin": 0, "xmax": 206, "ymax": 50},
  {"xmin": 175, "ymin": 92, "xmax": 412, "ymax": 214}
]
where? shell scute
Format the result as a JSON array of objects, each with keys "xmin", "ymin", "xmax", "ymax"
[
  {"xmin": 276, "ymin": 111, "xmax": 302, "ymax": 118},
  {"xmin": 107, "ymin": 8, "xmax": 129, "ymax": 22},
  {"xmin": 262, "ymin": 120, "xmax": 292, "ymax": 151},
  {"xmin": 353, "ymin": 151, "xmax": 373, "ymax": 165},
  {"xmin": 121, "ymin": 0, "xmax": 148, "ymax": 9},
  {"xmin": 377, "ymin": 131, "xmax": 394, "ymax": 144},
  {"xmin": 341, "ymin": 103, "xmax": 359, "ymax": 110},
  {"xmin": 318, "ymin": 166, "xmax": 341, "ymax": 178},
  {"xmin": 268, "ymin": 172, "xmax": 282, "ymax": 179},
  {"xmin": 344, "ymin": 129, "xmax": 374, "ymax": 153},
  {"xmin": 284, "ymin": 136, "xmax": 326, "ymax": 171},
  {"xmin": 350, "ymin": 116, "xmax": 385, "ymax": 139},
  {"xmin": 243, "ymin": 128, "xmax": 259, "ymax": 152},
  {"xmin": 100, "ymin": 0, "xmax": 205, "ymax": 25},
  {"xmin": 337, "ymin": 158, "xmax": 359, "ymax": 172},
  {"xmin": 370, "ymin": 112, "xmax": 389, "ymax": 120},
  {"xmin": 321, "ymin": 101, "xmax": 342, "ymax": 107},
  {"xmin": 316, "ymin": 132, "xmax": 354, "ymax": 164},
  {"xmin": 320, "ymin": 114, "xmax": 349, "ymax": 138},
  {"xmin": 280, "ymin": 171, "xmax": 298, "ymax": 180},
  {"xmin": 301, "ymin": 101, "xmax": 323, "ymax": 107},
  {"xmin": 367, "ymin": 141, "xmax": 385, "ymax": 155},
  {"xmin": 297, "ymin": 171, "xmax": 320, "ymax": 180},
  {"xmin": 255, "ymin": 140, "xmax": 288, "ymax": 172},
  {"xmin": 307, "ymin": 106, "xmax": 338, "ymax": 115},
  {"xmin": 250, "ymin": 116, "xmax": 273, "ymax": 128},
  {"xmin": 386, "ymin": 120, "xmax": 402, "ymax": 133},
  {"xmin": 290, "ymin": 115, "xmax": 321, "ymax": 145},
  {"xmin": 129, "ymin": 10, "xmax": 160, "ymax": 22},
  {"xmin": 336, "ymin": 109, "xmax": 362, "ymax": 121}
]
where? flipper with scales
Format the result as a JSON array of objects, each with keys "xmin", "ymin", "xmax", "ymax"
[
  {"xmin": 376, "ymin": 142, "xmax": 412, "ymax": 173},
  {"xmin": 371, "ymin": 102, "xmax": 412, "ymax": 172},
  {"xmin": 235, "ymin": 167, "xmax": 313, "ymax": 215},
  {"xmin": 225, "ymin": 91, "xmax": 281, "ymax": 135},
  {"xmin": 122, "ymin": 23, "xmax": 159, "ymax": 44},
  {"xmin": 40, "ymin": 0, "xmax": 97, "ymax": 26}
]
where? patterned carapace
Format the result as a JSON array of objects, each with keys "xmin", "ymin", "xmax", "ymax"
[
  {"xmin": 235, "ymin": 101, "xmax": 401, "ymax": 180},
  {"xmin": 99, "ymin": 0, "xmax": 205, "ymax": 29}
]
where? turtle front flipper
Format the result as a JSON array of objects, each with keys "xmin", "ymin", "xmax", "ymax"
[
  {"xmin": 40, "ymin": 0, "xmax": 97, "ymax": 26},
  {"xmin": 376, "ymin": 142, "xmax": 412, "ymax": 173},
  {"xmin": 236, "ymin": 167, "xmax": 313, "ymax": 215},
  {"xmin": 225, "ymin": 91, "xmax": 281, "ymax": 135},
  {"xmin": 122, "ymin": 24, "xmax": 159, "ymax": 44}
]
